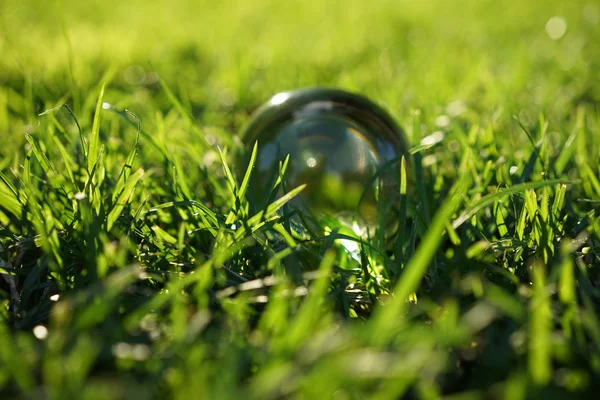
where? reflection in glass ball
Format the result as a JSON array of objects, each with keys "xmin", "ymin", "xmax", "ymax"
[{"xmin": 240, "ymin": 88, "xmax": 409, "ymax": 231}]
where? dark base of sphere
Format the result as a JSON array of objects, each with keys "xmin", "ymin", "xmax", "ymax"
[{"xmin": 239, "ymin": 87, "xmax": 409, "ymax": 231}]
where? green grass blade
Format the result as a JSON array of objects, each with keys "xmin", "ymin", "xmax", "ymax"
[
  {"xmin": 372, "ymin": 174, "xmax": 470, "ymax": 343},
  {"xmin": 88, "ymin": 83, "xmax": 105, "ymax": 172},
  {"xmin": 529, "ymin": 262, "xmax": 552, "ymax": 385},
  {"xmin": 558, "ymin": 242, "xmax": 576, "ymax": 305},
  {"xmin": 52, "ymin": 136, "xmax": 77, "ymax": 189},
  {"xmin": 24, "ymin": 133, "xmax": 56, "ymax": 175},
  {"xmin": 452, "ymin": 179, "xmax": 568, "ymax": 230},
  {"xmin": 107, "ymin": 168, "xmax": 144, "ymax": 231},
  {"xmin": 0, "ymin": 182, "xmax": 21, "ymax": 216},
  {"xmin": 239, "ymin": 141, "xmax": 258, "ymax": 202},
  {"xmin": 393, "ymin": 156, "xmax": 409, "ymax": 269}
]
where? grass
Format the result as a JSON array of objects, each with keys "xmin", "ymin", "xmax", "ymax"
[{"xmin": 1, "ymin": 0, "xmax": 600, "ymax": 398}]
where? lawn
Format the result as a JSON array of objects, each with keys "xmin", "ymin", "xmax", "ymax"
[{"xmin": 1, "ymin": 0, "xmax": 600, "ymax": 398}]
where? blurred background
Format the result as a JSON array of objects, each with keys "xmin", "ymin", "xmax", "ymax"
[{"xmin": 1, "ymin": 0, "xmax": 598, "ymax": 136}]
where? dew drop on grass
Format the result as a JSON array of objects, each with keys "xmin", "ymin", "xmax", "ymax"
[{"xmin": 240, "ymin": 88, "xmax": 409, "ymax": 232}]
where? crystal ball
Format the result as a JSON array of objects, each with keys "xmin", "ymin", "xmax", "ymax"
[{"xmin": 240, "ymin": 88, "xmax": 409, "ymax": 228}]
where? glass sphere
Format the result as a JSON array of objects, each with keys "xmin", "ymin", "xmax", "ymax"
[{"xmin": 240, "ymin": 88, "xmax": 409, "ymax": 230}]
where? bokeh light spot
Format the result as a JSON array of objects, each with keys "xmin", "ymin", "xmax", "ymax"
[
  {"xmin": 33, "ymin": 325, "xmax": 48, "ymax": 340},
  {"xmin": 545, "ymin": 16, "xmax": 567, "ymax": 40}
]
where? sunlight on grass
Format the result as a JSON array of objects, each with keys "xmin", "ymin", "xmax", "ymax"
[{"xmin": 1, "ymin": 0, "xmax": 600, "ymax": 398}]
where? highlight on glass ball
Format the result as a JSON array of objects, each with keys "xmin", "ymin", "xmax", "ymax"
[{"xmin": 240, "ymin": 88, "xmax": 409, "ymax": 232}]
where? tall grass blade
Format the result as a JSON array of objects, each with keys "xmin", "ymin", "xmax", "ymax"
[{"xmin": 88, "ymin": 83, "xmax": 105, "ymax": 173}]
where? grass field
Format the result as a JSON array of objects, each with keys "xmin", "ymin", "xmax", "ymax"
[{"xmin": 1, "ymin": 0, "xmax": 600, "ymax": 398}]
